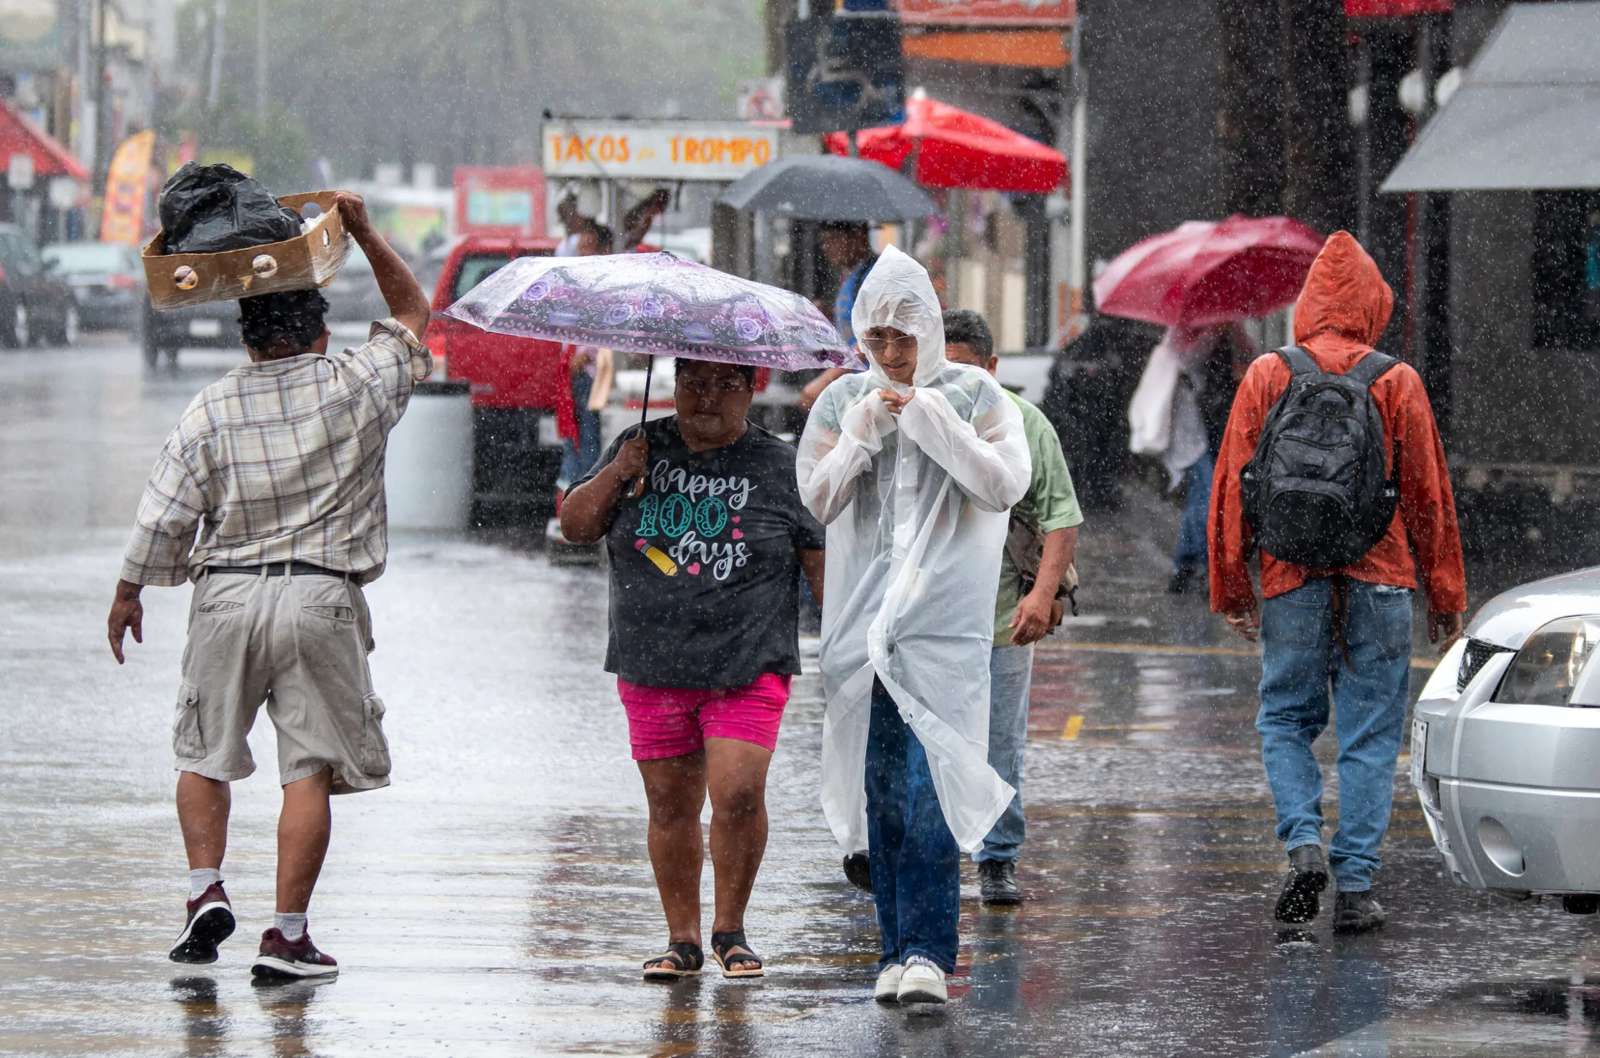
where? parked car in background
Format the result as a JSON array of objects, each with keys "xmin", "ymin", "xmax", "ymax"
[
  {"xmin": 0, "ymin": 224, "xmax": 79, "ymax": 348},
  {"xmin": 142, "ymin": 296, "xmax": 242, "ymax": 369},
  {"xmin": 324, "ymin": 243, "xmax": 392, "ymax": 323},
  {"xmin": 1413, "ymin": 566, "xmax": 1600, "ymax": 915},
  {"xmin": 43, "ymin": 241, "xmax": 143, "ymax": 332},
  {"xmin": 426, "ymin": 233, "xmax": 565, "ymax": 524}
]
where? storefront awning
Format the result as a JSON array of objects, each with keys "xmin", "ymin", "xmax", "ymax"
[
  {"xmin": 0, "ymin": 99, "xmax": 89, "ymax": 184},
  {"xmin": 1382, "ymin": 3, "xmax": 1600, "ymax": 192}
]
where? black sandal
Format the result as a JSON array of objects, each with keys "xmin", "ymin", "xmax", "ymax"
[
  {"xmin": 642, "ymin": 941, "xmax": 703, "ymax": 982},
  {"xmin": 710, "ymin": 930, "xmax": 764, "ymax": 979}
]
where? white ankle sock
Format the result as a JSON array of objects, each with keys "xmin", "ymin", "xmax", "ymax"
[
  {"xmin": 188, "ymin": 868, "xmax": 222, "ymax": 900},
  {"xmin": 274, "ymin": 912, "xmax": 307, "ymax": 941}
]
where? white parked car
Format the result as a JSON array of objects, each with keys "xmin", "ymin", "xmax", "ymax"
[{"xmin": 1412, "ymin": 567, "xmax": 1600, "ymax": 914}]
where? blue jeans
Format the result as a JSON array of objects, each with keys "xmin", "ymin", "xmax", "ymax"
[
  {"xmin": 866, "ymin": 679, "xmax": 960, "ymax": 973},
  {"xmin": 558, "ymin": 373, "xmax": 602, "ymax": 486},
  {"xmin": 978, "ymin": 644, "xmax": 1034, "ymax": 863},
  {"xmin": 1173, "ymin": 450, "xmax": 1214, "ymax": 573},
  {"xmin": 1257, "ymin": 579, "xmax": 1413, "ymax": 892}
]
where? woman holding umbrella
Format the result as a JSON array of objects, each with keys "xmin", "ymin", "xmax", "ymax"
[{"xmin": 559, "ymin": 357, "xmax": 827, "ymax": 981}]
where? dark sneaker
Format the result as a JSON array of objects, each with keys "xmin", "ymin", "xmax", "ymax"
[
  {"xmin": 843, "ymin": 852, "xmax": 873, "ymax": 893},
  {"xmin": 1332, "ymin": 890, "xmax": 1387, "ymax": 935},
  {"xmin": 250, "ymin": 928, "xmax": 339, "ymax": 980},
  {"xmin": 1167, "ymin": 567, "xmax": 1198, "ymax": 595},
  {"xmin": 979, "ymin": 859, "xmax": 1022, "ymax": 906},
  {"xmin": 169, "ymin": 882, "xmax": 236, "ymax": 964},
  {"xmin": 1273, "ymin": 845, "xmax": 1329, "ymax": 925}
]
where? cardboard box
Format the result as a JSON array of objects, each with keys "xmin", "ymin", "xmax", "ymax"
[{"xmin": 143, "ymin": 191, "xmax": 352, "ymax": 309}]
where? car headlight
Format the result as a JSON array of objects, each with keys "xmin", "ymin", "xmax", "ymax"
[{"xmin": 1495, "ymin": 616, "xmax": 1600, "ymax": 706}]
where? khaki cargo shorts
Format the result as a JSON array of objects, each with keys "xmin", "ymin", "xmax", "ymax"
[{"xmin": 172, "ymin": 568, "xmax": 391, "ymax": 794}]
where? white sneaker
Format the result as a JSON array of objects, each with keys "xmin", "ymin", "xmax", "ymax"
[
  {"xmin": 874, "ymin": 964, "xmax": 904, "ymax": 1003},
  {"xmin": 896, "ymin": 957, "xmax": 947, "ymax": 1005}
]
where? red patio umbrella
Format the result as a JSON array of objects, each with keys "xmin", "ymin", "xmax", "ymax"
[
  {"xmin": 1092, "ymin": 215, "xmax": 1324, "ymax": 328},
  {"xmin": 824, "ymin": 93, "xmax": 1067, "ymax": 194}
]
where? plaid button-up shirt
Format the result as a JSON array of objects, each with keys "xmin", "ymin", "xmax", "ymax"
[{"xmin": 120, "ymin": 318, "xmax": 432, "ymax": 587}]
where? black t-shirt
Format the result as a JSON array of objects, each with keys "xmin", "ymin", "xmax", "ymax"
[{"xmin": 575, "ymin": 417, "xmax": 826, "ymax": 689}]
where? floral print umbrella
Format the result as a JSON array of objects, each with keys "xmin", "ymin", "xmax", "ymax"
[{"xmin": 444, "ymin": 251, "xmax": 854, "ymax": 371}]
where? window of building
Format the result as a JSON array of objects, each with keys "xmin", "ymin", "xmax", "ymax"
[{"xmin": 1531, "ymin": 190, "xmax": 1600, "ymax": 351}]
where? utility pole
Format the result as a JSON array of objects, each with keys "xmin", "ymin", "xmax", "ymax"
[
  {"xmin": 1066, "ymin": 5, "xmax": 1087, "ymax": 331},
  {"xmin": 207, "ymin": 0, "xmax": 227, "ymax": 111},
  {"xmin": 76, "ymin": 0, "xmax": 95, "ymax": 176},
  {"xmin": 92, "ymin": 0, "xmax": 108, "ymax": 194},
  {"xmin": 255, "ymin": 0, "xmax": 267, "ymax": 130}
]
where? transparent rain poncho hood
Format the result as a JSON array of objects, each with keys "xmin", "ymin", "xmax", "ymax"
[{"xmin": 796, "ymin": 246, "xmax": 1032, "ymax": 852}]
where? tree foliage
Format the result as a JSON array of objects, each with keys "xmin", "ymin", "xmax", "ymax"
[{"xmin": 165, "ymin": 0, "xmax": 765, "ymax": 182}]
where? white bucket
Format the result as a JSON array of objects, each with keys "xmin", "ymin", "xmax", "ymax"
[{"xmin": 385, "ymin": 380, "xmax": 473, "ymax": 530}]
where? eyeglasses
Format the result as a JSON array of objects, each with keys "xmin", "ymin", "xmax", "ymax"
[
  {"xmin": 860, "ymin": 334, "xmax": 918, "ymax": 355},
  {"xmin": 676, "ymin": 377, "xmax": 751, "ymax": 396}
]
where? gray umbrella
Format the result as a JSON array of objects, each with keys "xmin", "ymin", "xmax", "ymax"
[{"xmin": 717, "ymin": 155, "xmax": 937, "ymax": 222}]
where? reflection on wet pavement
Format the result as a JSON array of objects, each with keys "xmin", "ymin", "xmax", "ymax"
[{"xmin": 2, "ymin": 344, "xmax": 1598, "ymax": 1057}]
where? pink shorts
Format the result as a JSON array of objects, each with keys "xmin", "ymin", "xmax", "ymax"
[{"xmin": 617, "ymin": 673, "xmax": 792, "ymax": 761}]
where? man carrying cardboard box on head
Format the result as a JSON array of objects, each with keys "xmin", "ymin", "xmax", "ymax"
[{"xmin": 105, "ymin": 192, "xmax": 432, "ymax": 981}]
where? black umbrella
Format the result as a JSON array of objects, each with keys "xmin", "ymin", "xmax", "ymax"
[{"xmin": 717, "ymin": 155, "xmax": 937, "ymax": 222}]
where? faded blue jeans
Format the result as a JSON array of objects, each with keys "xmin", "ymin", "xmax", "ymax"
[
  {"xmin": 978, "ymin": 644, "xmax": 1035, "ymax": 863},
  {"xmin": 866, "ymin": 679, "xmax": 960, "ymax": 973},
  {"xmin": 1173, "ymin": 450, "xmax": 1215, "ymax": 573},
  {"xmin": 558, "ymin": 372, "xmax": 601, "ymax": 487},
  {"xmin": 1257, "ymin": 578, "xmax": 1413, "ymax": 893}
]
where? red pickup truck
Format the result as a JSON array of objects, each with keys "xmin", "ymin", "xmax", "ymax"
[{"xmin": 426, "ymin": 234, "xmax": 566, "ymax": 525}]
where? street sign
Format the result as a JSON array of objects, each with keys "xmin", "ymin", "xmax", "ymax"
[
  {"xmin": 786, "ymin": 12, "xmax": 907, "ymax": 135},
  {"xmin": 737, "ymin": 78, "xmax": 786, "ymax": 122},
  {"xmin": 47, "ymin": 175, "xmax": 76, "ymax": 209},
  {"xmin": 454, "ymin": 166, "xmax": 547, "ymax": 238},
  {"xmin": 7, "ymin": 151, "xmax": 35, "ymax": 190},
  {"xmin": 542, "ymin": 120, "xmax": 779, "ymax": 182}
]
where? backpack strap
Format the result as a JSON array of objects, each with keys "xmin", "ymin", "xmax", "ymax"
[
  {"xmin": 1275, "ymin": 346, "xmax": 1318, "ymax": 376},
  {"xmin": 1345, "ymin": 351, "xmax": 1400, "ymax": 390}
]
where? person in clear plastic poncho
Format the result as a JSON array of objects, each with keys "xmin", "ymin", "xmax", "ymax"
[{"xmin": 796, "ymin": 246, "xmax": 1030, "ymax": 1004}]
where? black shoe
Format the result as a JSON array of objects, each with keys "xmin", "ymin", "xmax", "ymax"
[
  {"xmin": 1332, "ymin": 890, "xmax": 1386, "ymax": 935},
  {"xmin": 1273, "ymin": 846, "xmax": 1329, "ymax": 925},
  {"xmin": 1167, "ymin": 567, "xmax": 1198, "ymax": 595},
  {"xmin": 843, "ymin": 852, "xmax": 873, "ymax": 893},
  {"xmin": 978, "ymin": 860, "xmax": 1022, "ymax": 906}
]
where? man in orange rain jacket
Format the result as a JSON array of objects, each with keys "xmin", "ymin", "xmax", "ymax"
[{"xmin": 1208, "ymin": 230, "xmax": 1466, "ymax": 936}]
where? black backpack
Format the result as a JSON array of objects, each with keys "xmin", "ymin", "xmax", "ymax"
[{"xmin": 1240, "ymin": 346, "xmax": 1400, "ymax": 567}]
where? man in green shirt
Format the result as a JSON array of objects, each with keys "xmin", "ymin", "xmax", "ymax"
[{"xmin": 944, "ymin": 310, "xmax": 1084, "ymax": 906}]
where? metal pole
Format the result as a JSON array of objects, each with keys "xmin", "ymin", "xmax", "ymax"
[
  {"xmin": 1067, "ymin": 7, "xmax": 1088, "ymax": 319},
  {"xmin": 1356, "ymin": 37, "xmax": 1372, "ymax": 245},
  {"xmin": 92, "ymin": 0, "xmax": 111, "ymax": 195},
  {"xmin": 1409, "ymin": 16, "xmax": 1436, "ymax": 365},
  {"xmin": 255, "ymin": 0, "xmax": 267, "ymax": 129},
  {"xmin": 76, "ymin": 0, "xmax": 94, "ymax": 173}
]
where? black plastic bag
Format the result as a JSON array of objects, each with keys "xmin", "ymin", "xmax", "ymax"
[{"xmin": 158, "ymin": 163, "xmax": 302, "ymax": 255}]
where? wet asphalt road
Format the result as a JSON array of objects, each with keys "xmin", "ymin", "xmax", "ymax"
[{"xmin": 2, "ymin": 335, "xmax": 1599, "ymax": 1058}]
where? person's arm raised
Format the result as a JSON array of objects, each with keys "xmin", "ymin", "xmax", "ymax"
[{"xmin": 335, "ymin": 191, "xmax": 430, "ymax": 342}]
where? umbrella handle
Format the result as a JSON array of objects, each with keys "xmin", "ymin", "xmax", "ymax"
[{"xmin": 629, "ymin": 357, "xmax": 656, "ymax": 499}]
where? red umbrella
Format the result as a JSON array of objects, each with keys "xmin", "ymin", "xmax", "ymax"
[
  {"xmin": 824, "ymin": 93, "xmax": 1067, "ymax": 194},
  {"xmin": 1093, "ymin": 215, "xmax": 1325, "ymax": 327}
]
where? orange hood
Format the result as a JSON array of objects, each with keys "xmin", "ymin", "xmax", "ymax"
[{"xmin": 1291, "ymin": 231, "xmax": 1394, "ymax": 352}]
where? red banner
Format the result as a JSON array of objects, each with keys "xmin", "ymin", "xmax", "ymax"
[
  {"xmin": 1345, "ymin": 0, "xmax": 1452, "ymax": 16},
  {"xmin": 895, "ymin": 0, "xmax": 1074, "ymax": 26}
]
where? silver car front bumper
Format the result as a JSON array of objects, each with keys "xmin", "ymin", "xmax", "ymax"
[{"xmin": 1413, "ymin": 641, "xmax": 1600, "ymax": 895}]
